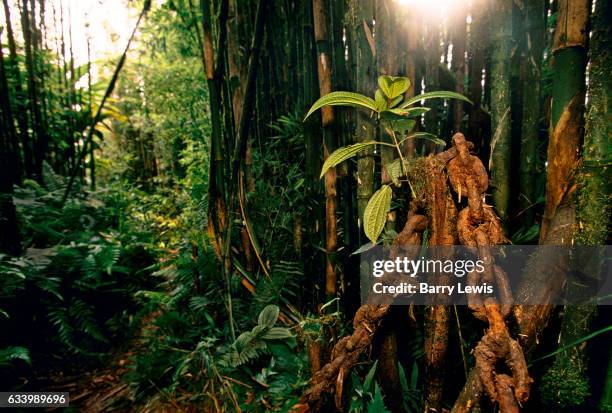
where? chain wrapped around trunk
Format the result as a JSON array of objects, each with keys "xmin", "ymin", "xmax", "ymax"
[
  {"xmin": 295, "ymin": 133, "xmax": 532, "ymax": 412},
  {"xmin": 448, "ymin": 133, "xmax": 532, "ymax": 412}
]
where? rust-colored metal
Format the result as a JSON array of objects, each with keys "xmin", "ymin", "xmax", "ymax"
[{"xmin": 297, "ymin": 134, "xmax": 532, "ymax": 411}]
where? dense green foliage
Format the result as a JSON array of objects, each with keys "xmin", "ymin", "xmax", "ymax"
[{"xmin": 0, "ymin": 0, "xmax": 610, "ymax": 412}]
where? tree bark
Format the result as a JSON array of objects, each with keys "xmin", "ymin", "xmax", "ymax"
[
  {"xmin": 2, "ymin": 0, "xmax": 32, "ymax": 179},
  {"xmin": 453, "ymin": 3, "xmax": 590, "ymax": 409},
  {"xmin": 0, "ymin": 36, "xmax": 21, "ymax": 256},
  {"xmin": 540, "ymin": 0, "xmax": 588, "ymax": 241},
  {"xmin": 351, "ymin": 0, "xmax": 376, "ymax": 224},
  {"xmin": 451, "ymin": 3, "xmax": 467, "ymax": 133},
  {"xmin": 518, "ymin": 0, "xmax": 545, "ymax": 228},
  {"xmin": 542, "ymin": 0, "xmax": 608, "ymax": 407},
  {"xmin": 313, "ymin": 0, "xmax": 338, "ymax": 299},
  {"xmin": 21, "ymin": 0, "xmax": 46, "ymax": 182},
  {"xmin": 467, "ymin": 2, "xmax": 491, "ymax": 159},
  {"xmin": 201, "ymin": 0, "xmax": 228, "ymax": 258},
  {"xmin": 489, "ymin": 0, "xmax": 512, "ymax": 223}
]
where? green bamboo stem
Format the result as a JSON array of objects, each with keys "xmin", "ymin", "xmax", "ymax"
[{"xmin": 489, "ymin": 0, "xmax": 512, "ymax": 223}]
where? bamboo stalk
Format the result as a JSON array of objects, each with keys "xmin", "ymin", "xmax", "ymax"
[
  {"xmin": 518, "ymin": 0, "xmax": 545, "ymax": 228},
  {"xmin": 489, "ymin": 0, "xmax": 512, "ymax": 223},
  {"xmin": 313, "ymin": 0, "xmax": 338, "ymax": 299}
]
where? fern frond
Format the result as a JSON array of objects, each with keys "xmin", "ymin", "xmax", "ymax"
[{"xmin": 0, "ymin": 346, "xmax": 31, "ymax": 367}]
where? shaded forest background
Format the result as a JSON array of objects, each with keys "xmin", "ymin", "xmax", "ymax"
[{"xmin": 0, "ymin": 0, "xmax": 610, "ymax": 411}]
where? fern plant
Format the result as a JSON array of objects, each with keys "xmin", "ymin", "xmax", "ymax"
[
  {"xmin": 221, "ymin": 305, "xmax": 293, "ymax": 367},
  {"xmin": 0, "ymin": 346, "xmax": 31, "ymax": 368},
  {"xmin": 305, "ymin": 75, "xmax": 471, "ymax": 244}
]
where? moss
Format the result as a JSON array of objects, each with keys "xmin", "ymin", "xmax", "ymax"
[
  {"xmin": 575, "ymin": 169, "xmax": 611, "ymax": 246},
  {"xmin": 541, "ymin": 359, "xmax": 591, "ymax": 408},
  {"xmin": 405, "ymin": 157, "xmax": 431, "ymax": 205}
]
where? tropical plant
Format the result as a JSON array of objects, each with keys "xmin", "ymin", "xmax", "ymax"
[
  {"xmin": 305, "ymin": 75, "xmax": 471, "ymax": 243},
  {"xmin": 222, "ymin": 305, "xmax": 294, "ymax": 367}
]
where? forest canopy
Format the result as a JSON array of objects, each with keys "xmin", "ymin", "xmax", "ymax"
[{"xmin": 0, "ymin": 0, "xmax": 610, "ymax": 412}]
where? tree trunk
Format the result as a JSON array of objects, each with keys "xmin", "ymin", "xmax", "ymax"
[
  {"xmin": 400, "ymin": 6, "xmax": 418, "ymax": 158},
  {"xmin": 453, "ymin": 2, "xmax": 590, "ymax": 409},
  {"xmin": 21, "ymin": 0, "xmax": 45, "ymax": 182},
  {"xmin": 577, "ymin": 0, "xmax": 611, "ymax": 248},
  {"xmin": 201, "ymin": 0, "xmax": 228, "ymax": 259},
  {"xmin": 2, "ymin": 0, "xmax": 32, "ymax": 180},
  {"xmin": 540, "ymin": 0, "xmax": 588, "ymax": 241},
  {"xmin": 87, "ymin": 34, "xmax": 95, "ymax": 190},
  {"xmin": 375, "ymin": 1, "xmax": 401, "ymax": 403},
  {"xmin": 467, "ymin": 3, "xmax": 491, "ymax": 159},
  {"xmin": 424, "ymin": 21, "xmax": 441, "ymax": 137},
  {"xmin": 351, "ymin": 0, "xmax": 376, "ymax": 227},
  {"xmin": 518, "ymin": 0, "xmax": 545, "ymax": 228},
  {"xmin": 541, "ymin": 0, "xmax": 608, "ymax": 407},
  {"xmin": 451, "ymin": 3, "xmax": 467, "ymax": 133},
  {"xmin": 313, "ymin": 0, "xmax": 338, "ymax": 299},
  {"xmin": 489, "ymin": 0, "xmax": 512, "ymax": 223},
  {"xmin": 0, "ymin": 38, "xmax": 21, "ymax": 256}
]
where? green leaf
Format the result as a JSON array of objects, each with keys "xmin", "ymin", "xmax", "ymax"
[
  {"xmin": 389, "ymin": 119, "xmax": 416, "ymax": 132},
  {"xmin": 378, "ymin": 75, "xmax": 410, "ymax": 99},
  {"xmin": 389, "ymin": 95, "xmax": 403, "ymax": 108},
  {"xmin": 401, "ymin": 107, "xmax": 430, "ymax": 117},
  {"xmin": 375, "ymin": 90, "xmax": 387, "ymax": 111},
  {"xmin": 258, "ymin": 305, "xmax": 280, "ymax": 328},
  {"xmin": 410, "ymin": 360, "xmax": 419, "ymax": 389},
  {"xmin": 0, "ymin": 346, "xmax": 31, "ymax": 367},
  {"xmin": 252, "ymin": 324, "xmax": 268, "ymax": 337},
  {"xmin": 384, "ymin": 159, "xmax": 409, "ymax": 186},
  {"xmin": 363, "ymin": 185, "xmax": 393, "ymax": 244},
  {"xmin": 380, "ymin": 109, "xmax": 409, "ymax": 120},
  {"xmin": 304, "ymin": 91, "xmax": 378, "ymax": 120},
  {"xmin": 398, "ymin": 362, "xmax": 409, "ymax": 393},
  {"xmin": 401, "ymin": 90, "xmax": 472, "ymax": 108},
  {"xmin": 368, "ymin": 383, "xmax": 391, "ymax": 413},
  {"xmin": 262, "ymin": 327, "xmax": 294, "ymax": 340},
  {"xmin": 364, "ymin": 360, "xmax": 378, "ymax": 393},
  {"xmin": 320, "ymin": 141, "xmax": 378, "ymax": 179},
  {"xmin": 351, "ymin": 241, "xmax": 379, "ymax": 256}
]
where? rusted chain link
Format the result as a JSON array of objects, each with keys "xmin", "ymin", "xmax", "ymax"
[
  {"xmin": 297, "ymin": 134, "xmax": 532, "ymax": 412},
  {"xmin": 446, "ymin": 133, "xmax": 532, "ymax": 412}
]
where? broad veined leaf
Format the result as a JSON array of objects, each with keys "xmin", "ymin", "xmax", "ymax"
[
  {"xmin": 262, "ymin": 327, "xmax": 294, "ymax": 340},
  {"xmin": 363, "ymin": 185, "xmax": 393, "ymax": 244},
  {"xmin": 378, "ymin": 75, "xmax": 410, "ymax": 99},
  {"xmin": 258, "ymin": 304, "xmax": 280, "ymax": 328},
  {"xmin": 389, "ymin": 119, "xmax": 417, "ymax": 132},
  {"xmin": 320, "ymin": 141, "xmax": 378, "ymax": 179},
  {"xmin": 304, "ymin": 91, "xmax": 377, "ymax": 120},
  {"xmin": 235, "ymin": 331, "xmax": 254, "ymax": 349},
  {"xmin": 384, "ymin": 158, "xmax": 410, "ymax": 186},
  {"xmin": 401, "ymin": 91, "xmax": 472, "ymax": 108}
]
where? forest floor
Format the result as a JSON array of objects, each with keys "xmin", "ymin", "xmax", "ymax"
[{"xmin": 42, "ymin": 312, "xmax": 189, "ymax": 412}]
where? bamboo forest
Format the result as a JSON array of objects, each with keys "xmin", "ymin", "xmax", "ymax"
[{"xmin": 0, "ymin": 0, "xmax": 610, "ymax": 411}]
